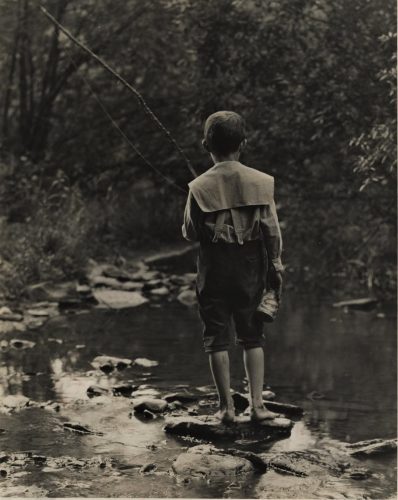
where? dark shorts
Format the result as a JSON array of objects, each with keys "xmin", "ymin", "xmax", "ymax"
[{"xmin": 196, "ymin": 240, "xmax": 265, "ymax": 353}]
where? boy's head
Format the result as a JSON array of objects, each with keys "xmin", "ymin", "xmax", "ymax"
[{"xmin": 203, "ymin": 111, "xmax": 246, "ymax": 158}]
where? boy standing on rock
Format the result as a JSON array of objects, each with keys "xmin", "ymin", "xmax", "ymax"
[{"xmin": 182, "ymin": 111, "xmax": 283, "ymax": 424}]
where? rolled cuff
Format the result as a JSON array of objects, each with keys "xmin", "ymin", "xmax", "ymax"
[{"xmin": 271, "ymin": 258, "xmax": 284, "ymax": 273}]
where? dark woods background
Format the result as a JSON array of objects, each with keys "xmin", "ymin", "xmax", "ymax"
[{"xmin": 0, "ymin": 0, "xmax": 396, "ymax": 300}]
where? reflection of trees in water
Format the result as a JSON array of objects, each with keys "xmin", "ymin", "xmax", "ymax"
[{"xmin": 268, "ymin": 298, "xmax": 397, "ymax": 442}]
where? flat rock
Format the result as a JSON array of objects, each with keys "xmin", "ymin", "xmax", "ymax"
[
  {"xmin": 332, "ymin": 297, "xmax": 378, "ymax": 310},
  {"xmin": 86, "ymin": 385, "xmax": 109, "ymax": 397},
  {"xmin": 102, "ymin": 266, "xmax": 137, "ymax": 282},
  {"xmin": 91, "ymin": 355, "xmax": 132, "ymax": 373},
  {"xmin": 1, "ymin": 395, "xmax": 30, "ymax": 412},
  {"xmin": 172, "ymin": 444, "xmax": 254, "ymax": 479},
  {"xmin": 264, "ymin": 400, "xmax": 304, "ymax": 416},
  {"xmin": 134, "ymin": 357, "xmax": 159, "ymax": 368},
  {"xmin": 347, "ymin": 438, "xmax": 397, "ymax": 457},
  {"xmin": 133, "ymin": 398, "xmax": 168, "ymax": 413},
  {"xmin": 26, "ymin": 281, "xmax": 75, "ymax": 302},
  {"xmin": 93, "ymin": 289, "xmax": 148, "ymax": 309},
  {"xmin": 164, "ymin": 392, "xmax": 199, "ymax": 403},
  {"xmin": 263, "ymin": 449, "xmax": 348, "ymax": 477},
  {"xmin": 149, "ymin": 286, "xmax": 170, "ymax": 296},
  {"xmin": 177, "ymin": 290, "xmax": 196, "ymax": 307},
  {"xmin": 262, "ymin": 390, "xmax": 276, "ymax": 400},
  {"xmin": 0, "ymin": 307, "xmax": 23, "ymax": 322},
  {"xmin": 119, "ymin": 281, "xmax": 143, "ymax": 291},
  {"xmin": 164, "ymin": 415, "xmax": 293, "ymax": 441}
]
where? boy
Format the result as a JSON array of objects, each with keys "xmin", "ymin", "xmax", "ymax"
[{"xmin": 182, "ymin": 111, "xmax": 283, "ymax": 424}]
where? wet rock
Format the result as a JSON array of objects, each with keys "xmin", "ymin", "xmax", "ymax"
[
  {"xmin": 134, "ymin": 270, "xmax": 161, "ymax": 282},
  {"xmin": 232, "ymin": 392, "xmax": 249, "ymax": 412},
  {"xmin": 26, "ymin": 318, "xmax": 46, "ymax": 330},
  {"xmin": 102, "ymin": 266, "xmax": 137, "ymax": 282},
  {"xmin": 140, "ymin": 463, "xmax": 157, "ymax": 475},
  {"xmin": 170, "ymin": 273, "xmax": 196, "ymax": 286},
  {"xmin": 112, "ymin": 384, "xmax": 136, "ymax": 397},
  {"xmin": 164, "ymin": 415, "xmax": 293, "ymax": 441},
  {"xmin": 172, "ymin": 444, "xmax": 254, "ymax": 479},
  {"xmin": 0, "ymin": 320, "xmax": 25, "ymax": 334},
  {"xmin": 119, "ymin": 281, "xmax": 143, "ymax": 291},
  {"xmin": 26, "ymin": 308, "xmax": 51, "ymax": 317},
  {"xmin": 149, "ymin": 286, "xmax": 170, "ymax": 297},
  {"xmin": 133, "ymin": 398, "xmax": 168, "ymax": 413},
  {"xmin": 143, "ymin": 279, "xmax": 165, "ymax": 291},
  {"xmin": 10, "ymin": 339, "xmax": 35, "ymax": 350},
  {"xmin": 93, "ymin": 289, "xmax": 148, "ymax": 309},
  {"xmin": 26, "ymin": 281, "xmax": 75, "ymax": 302},
  {"xmin": 177, "ymin": 290, "xmax": 196, "ymax": 307},
  {"xmin": 91, "ymin": 355, "xmax": 133, "ymax": 373},
  {"xmin": 264, "ymin": 400, "xmax": 304, "ymax": 416},
  {"xmin": 91, "ymin": 275, "xmax": 122, "ymax": 288},
  {"xmin": 63, "ymin": 422, "xmax": 102, "ymax": 435},
  {"xmin": 134, "ymin": 357, "xmax": 159, "ymax": 368},
  {"xmin": 347, "ymin": 438, "xmax": 397, "ymax": 457},
  {"xmin": 134, "ymin": 387, "xmax": 162, "ymax": 398},
  {"xmin": 164, "ymin": 392, "xmax": 199, "ymax": 404},
  {"xmin": 76, "ymin": 284, "xmax": 92, "ymax": 295},
  {"xmin": 0, "ymin": 340, "xmax": 9, "ymax": 351},
  {"xmin": 1, "ymin": 395, "xmax": 30, "ymax": 413},
  {"xmin": 332, "ymin": 297, "xmax": 378, "ymax": 310},
  {"xmin": 87, "ymin": 385, "xmax": 109, "ymax": 398},
  {"xmin": 263, "ymin": 449, "xmax": 347, "ymax": 477},
  {"xmin": 0, "ymin": 306, "xmax": 23, "ymax": 321},
  {"xmin": 262, "ymin": 390, "xmax": 276, "ymax": 400},
  {"xmin": 347, "ymin": 467, "xmax": 372, "ymax": 480}
]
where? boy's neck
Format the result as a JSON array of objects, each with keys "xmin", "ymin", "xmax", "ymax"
[{"xmin": 210, "ymin": 151, "xmax": 241, "ymax": 164}]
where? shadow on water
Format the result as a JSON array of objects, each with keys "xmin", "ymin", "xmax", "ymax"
[{"xmin": 0, "ymin": 287, "xmax": 396, "ymax": 497}]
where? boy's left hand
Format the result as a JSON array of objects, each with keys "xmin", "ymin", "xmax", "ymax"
[{"xmin": 269, "ymin": 270, "xmax": 283, "ymax": 302}]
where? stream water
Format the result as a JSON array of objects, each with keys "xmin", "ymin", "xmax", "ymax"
[{"xmin": 0, "ymin": 282, "xmax": 396, "ymax": 497}]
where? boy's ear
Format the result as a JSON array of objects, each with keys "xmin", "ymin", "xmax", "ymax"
[
  {"xmin": 239, "ymin": 138, "xmax": 247, "ymax": 152},
  {"xmin": 202, "ymin": 139, "xmax": 210, "ymax": 152}
]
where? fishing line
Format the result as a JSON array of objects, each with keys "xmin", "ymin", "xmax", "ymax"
[
  {"xmin": 66, "ymin": 51, "xmax": 187, "ymax": 195},
  {"xmin": 39, "ymin": 4, "xmax": 197, "ymax": 180}
]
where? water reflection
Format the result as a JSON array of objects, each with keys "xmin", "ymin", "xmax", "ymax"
[{"xmin": 0, "ymin": 295, "xmax": 396, "ymax": 497}]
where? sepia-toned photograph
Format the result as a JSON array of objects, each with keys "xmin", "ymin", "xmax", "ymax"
[{"xmin": 0, "ymin": 0, "xmax": 396, "ymax": 498}]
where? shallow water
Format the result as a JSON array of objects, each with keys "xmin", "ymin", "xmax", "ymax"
[{"xmin": 0, "ymin": 291, "xmax": 396, "ymax": 498}]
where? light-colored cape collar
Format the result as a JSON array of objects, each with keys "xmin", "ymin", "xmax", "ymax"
[{"xmin": 188, "ymin": 161, "xmax": 274, "ymax": 213}]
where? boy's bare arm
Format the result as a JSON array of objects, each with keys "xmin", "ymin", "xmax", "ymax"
[
  {"xmin": 260, "ymin": 200, "xmax": 283, "ymax": 272},
  {"xmin": 182, "ymin": 190, "xmax": 201, "ymax": 241}
]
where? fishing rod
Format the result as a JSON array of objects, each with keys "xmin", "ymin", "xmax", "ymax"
[{"xmin": 39, "ymin": 4, "xmax": 198, "ymax": 182}]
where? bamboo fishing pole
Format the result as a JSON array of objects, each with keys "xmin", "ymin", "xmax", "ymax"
[{"xmin": 39, "ymin": 4, "xmax": 197, "ymax": 179}]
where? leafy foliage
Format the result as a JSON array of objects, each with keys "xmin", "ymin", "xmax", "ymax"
[{"xmin": 0, "ymin": 0, "xmax": 396, "ymax": 298}]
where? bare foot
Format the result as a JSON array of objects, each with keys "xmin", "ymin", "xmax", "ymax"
[
  {"xmin": 251, "ymin": 406, "xmax": 280, "ymax": 422},
  {"xmin": 215, "ymin": 407, "xmax": 236, "ymax": 424}
]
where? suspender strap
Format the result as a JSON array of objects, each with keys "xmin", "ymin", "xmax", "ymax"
[{"xmin": 230, "ymin": 208, "xmax": 244, "ymax": 245}]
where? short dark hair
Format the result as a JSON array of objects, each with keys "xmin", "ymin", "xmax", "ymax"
[{"xmin": 204, "ymin": 111, "xmax": 246, "ymax": 156}]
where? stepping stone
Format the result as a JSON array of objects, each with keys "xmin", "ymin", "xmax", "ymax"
[{"xmin": 164, "ymin": 415, "xmax": 293, "ymax": 442}]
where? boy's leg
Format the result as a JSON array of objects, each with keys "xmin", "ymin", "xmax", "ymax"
[
  {"xmin": 209, "ymin": 351, "xmax": 235, "ymax": 423},
  {"xmin": 243, "ymin": 347, "xmax": 280, "ymax": 420}
]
